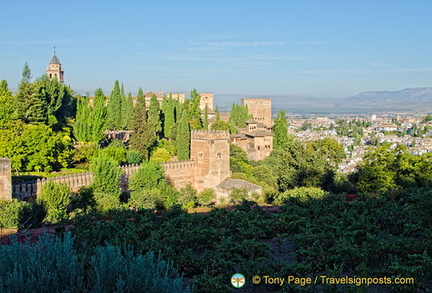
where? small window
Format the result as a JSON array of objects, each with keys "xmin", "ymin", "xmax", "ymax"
[
  {"xmin": 217, "ymin": 152, "xmax": 222, "ymax": 159},
  {"xmin": 198, "ymin": 152, "xmax": 203, "ymax": 161}
]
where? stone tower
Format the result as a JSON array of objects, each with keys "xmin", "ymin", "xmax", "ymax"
[
  {"xmin": 241, "ymin": 98, "xmax": 272, "ymax": 128},
  {"xmin": 46, "ymin": 51, "xmax": 64, "ymax": 83},
  {"xmin": 190, "ymin": 130, "xmax": 230, "ymax": 191},
  {"xmin": 199, "ymin": 92, "xmax": 214, "ymax": 111},
  {"xmin": 0, "ymin": 158, "xmax": 12, "ymax": 201}
]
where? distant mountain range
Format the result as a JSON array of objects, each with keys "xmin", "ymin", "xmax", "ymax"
[{"xmin": 219, "ymin": 87, "xmax": 432, "ymax": 114}]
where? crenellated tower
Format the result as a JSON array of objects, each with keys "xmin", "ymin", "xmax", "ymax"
[{"xmin": 190, "ymin": 130, "xmax": 231, "ymax": 191}]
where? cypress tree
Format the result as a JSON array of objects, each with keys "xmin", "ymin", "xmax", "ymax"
[
  {"xmin": 273, "ymin": 110, "xmax": 290, "ymax": 151},
  {"xmin": 176, "ymin": 110, "xmax": 190, "ymax": 160},
  {"xmin": 91, "ymin": 88, "xmax": 107, "ymax": 142},
  {"xmin": 203, "ymin": 105, "xmax": 209, "ymax": 130},
  {"xmin": 73, "ymin": 96, "xmax": 92, "ymax": 142},
  {"xmin": 107, "ymin": 80, "xmax": 122, "ymax": 130},
  {"xmin": 130, "ymin": 88, "xmax": 155, "ymax": 160},
  {"xmin": 162, "ymin": 95, "xmax": 176, "ymax": 138},
  {"xmin": 148, "ymin": 94, "xmax": 162, "ymax": 137},
  {"xmin": 122, "ymin": 92, "xmax": 134, "ymax": 130}
]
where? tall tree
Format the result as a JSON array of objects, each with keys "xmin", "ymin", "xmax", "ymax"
[
  {"xmin": 122, "ymin": 92, "xmax": 134, "ymax": 130},
  {"xmin": 203, "ymin": 105, "xmax": 209, "ymax": 130},
  {"xmin": 187, "ymin": 89, "xmax": 202, "ymax": 130},
  {"xmin": 273, "ymin": 110, "xmax": 290, "ymax": 151},
  {"xmin": 73, "ymin": 97, "xmax": 92, "ymax": 142},
  {"xmin": 161, "ymin": 95, "xmax": 176, "ymax": 138},
  {"xmin": 107, "ymin": 80, "xmax": 123, "ymax": 130},
  {"xmin": 15, "ymin": 63, "xmax": 44, "ymax": 124},
  {"xmin": 90, "ymin": 88, "xmax": 107, "ymax": 142},
  {"xmin": 130, "ymin": 88, "xmax": 156, "ymax": 160},
  {"xmin": 229, "ymin": 103, "xmax": 251, "ymax": 133},
  {"xmin": 176, "ymin": 110, "xmax": 190, "ymax": 160},
  {"xmin": 0, "ymin": 80, "xmax": 16, "ymax": 125},
  {"xmin": 147, "ymin": 94, "xmax": 162, "ymax": 137}
]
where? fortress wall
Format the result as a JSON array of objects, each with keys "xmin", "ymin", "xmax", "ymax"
[{"xmin": 162, "ymin": 160, "xmax": 196, "ymax": 189}]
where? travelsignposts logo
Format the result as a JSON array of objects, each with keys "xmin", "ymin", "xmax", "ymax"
[{"xmin": 231, "ymin": 273, "xmax": 246, "ymax": 288}]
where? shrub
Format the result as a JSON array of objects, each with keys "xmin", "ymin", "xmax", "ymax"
[
  {"xmin": 275, "ymin": 186, "xmax": 328, "ymax": 204},
  {"xmin": 229, "ymin": 187, "xmax": 249, "ymax": 203},
  {"xmin": 197, "ymin": 188, "xmax": 216, "ymax": 206},
  {"xmin": 178, "ymin": 184, "xmax": 197, "ymax": 208},
  {"xmin": 0, "ymin": 233, "xmax": 82, "ymax": 293},
  {"xmin": 89, "ymin": 246, "xmax": 188, "ymax": 293},
  {"xmin": 126, "ymin": 150, "xmax": 143, "ymax": 164},
  {"xmin": 0, "ymin": 199, "xmax": 45, "ymax": 229},
  {"xmin": 38, "ymin": 181, "xmax": 71, "ymax": 223}
]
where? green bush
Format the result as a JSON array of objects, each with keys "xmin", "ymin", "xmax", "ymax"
[
  {"xmin": 126, "ymin": 150, "xmax": 143, "ymax": 164},
  {"xmin": 275, "ymin": 186, "xmax": 328, "ymax": 204},
  {"xmin": 0, "ymin": 233, "xmax": 82, "ymax": 293},
  {"xmin": 197, "ymin": 188, "xmax": 216, "ymax": 206},
  {"xmin": 0, "ymin": 199, "xmax": 45, "ymax": 229},
  {"xmin": 38, "ymin": 181, "xmax": 71, "ymax": 223},
  {"xmin": 89, "ymin": 246, "xmax": 188, "ymax": 293}
]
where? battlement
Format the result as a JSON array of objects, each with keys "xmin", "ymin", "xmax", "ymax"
[
  {"xmin": 191, "ymin": 130, "xmax": 230, "ymax": 140},
  {"xmin": 162, "ymin": 160, "xmax": 196, "ymax": 170},
  {"xmin": 241, "ymin": 98, "xmax": 271, "ymax": 104}
]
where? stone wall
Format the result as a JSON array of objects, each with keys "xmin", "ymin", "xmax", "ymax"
[
  {"xmin": 11, "ymin": 164, "xmax": 141, "ymax": 201},
  {"xmin": 162, "ymin": 160, "xmax": 196, "ymax": 189},
  {"xmin": 241, "ymin": 98, "xmax": 272, "ymax": 128},
  {"xmin": 0, "ymin": 158, "xmax": 12, "ymax": 201}
]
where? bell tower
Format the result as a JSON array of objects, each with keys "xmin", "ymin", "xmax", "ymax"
[{"xmin": 46, "ymin": 47, "xmax": 64, "ymax": 83}]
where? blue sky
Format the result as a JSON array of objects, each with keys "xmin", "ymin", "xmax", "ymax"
[{"xmin": 1, "ymin": 0, "xmax": 431, "ymax": 98}]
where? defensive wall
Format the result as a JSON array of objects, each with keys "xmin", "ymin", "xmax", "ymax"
[{"xmin": 2, "ymin": 130, "xmax": 231, "ymax": 200}]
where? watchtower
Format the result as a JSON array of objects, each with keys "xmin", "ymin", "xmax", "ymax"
[
  {"xmin": 0, "ymin": 158, "xmax": 12, "ymax": 201},
  {"xmin": 241, "ymin": 98, "xmax": 272, "ymax": 128},
  {"xmin": 190, "ymin": 130, "xmax": 230, "ymax": 191}
]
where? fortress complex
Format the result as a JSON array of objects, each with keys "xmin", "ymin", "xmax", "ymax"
[{"xmin": 231, "ymin": 98, "xmax": 274, "ymax": 160}]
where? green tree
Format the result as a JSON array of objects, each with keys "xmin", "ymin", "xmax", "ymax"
[
  {"xmin": 90, "ymin": 88, "xmax": 107, "ymax": 142},
  {"xmin": 122, "ymin": 92, "xmax": 134, "ymax": 130},
  {"xmin": 0, "ymin": 80, "xmax": 16, "ymax": 125},
  {"xmin": 229, "ymin": 103, "xmax": 251, "ymax": 133},
  {"xmin": 130, "ymin": 89, "xmax": 156, "ymax": 160},
  {"xmin": 148, "ymin": 94, "xmax": 162, "ymax": 137},
  {"xmin": 187, "ymin": 89, "xmax": 202, "ymax": 130},
  {"xmin": 38, "ymin": 181, "xmax": 71, "ymax": 223},
  {"xmin": 74, "ymin": 97, "xmax": 92, "ymax": 142},
  {"xmin": 307, "ymin": 138, "xmax": 345, "ymax": 167},
  {"xmin": 90, "ymin": 154, "xmax": 123, "ymax": 210},
  {"xmin": 273, "ymin": 110, "xmax": 290, "ymax": 150},
  {"xmin": 15, "ymin": 63, "xmax": 45, "ymax": 123},
  {"xmin": 107, "ymin": 80, "xmax": 123, "ymax": 130},
  {"xmin": 203, "ymin": 105, "xmax": 209, "ymax": 130},
  {"xmin": 176, "ymin": 110, "xmax": 190, "ymax": 160},
  {"xmin": 211, "ymin": 120, "xmax": 230, "ymax": 131}
]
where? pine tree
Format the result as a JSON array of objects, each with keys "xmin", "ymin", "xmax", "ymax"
[
  {"xmin": 15, "ymin": 63, "xmax": 45, "ymax": 123},
  {"xmin": 176, "ymin": 110, "xmax": 190, "ymax": 160},
  {"xmin": 107, "ymin": 80, "xmax": 123, "ymax": 130},
  {"xmin": 273, "ymin": 110, "xmax": 290, "ymax": 151}
]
